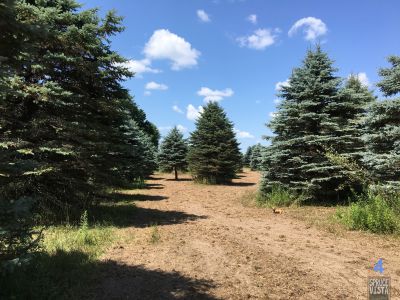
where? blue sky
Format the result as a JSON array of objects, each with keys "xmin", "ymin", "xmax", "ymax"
[{"xmin": 82, "ymin": 0, "xmax": 400, "ymax": 150}]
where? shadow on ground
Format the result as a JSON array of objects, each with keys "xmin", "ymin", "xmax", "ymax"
[
  {"xmin": 91, "ymin": 204, "xmax": 207, "ymax": 228},
  {"xmin": 165, "ymin": 178, "xmax": 193, "ymax": 182},
  {"xmin": 145, "ymin": 183, "xmax": 165, "ymax": 189},
  {"xmin": 92, "ymin": 260, "xmax": 218, "ymax": 300},
  {"xmin": 111, "ymin": 193, "xmax": 168, "ymax": 202},
  {"xmin": 1, "ymin": 250, "xmax": 218, "ymax": 300},
  {"xmin": 226, "ymin": 182, "xmax": 256, "ymax": 187}
]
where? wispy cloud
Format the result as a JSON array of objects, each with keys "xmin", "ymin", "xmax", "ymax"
[
  {"xmin": 145, "ymin": 81, "xmax": 168, "ymax": 90},
  {"xmin": 237, "ymin": 28, "xmax": 280, "ymax": 50},
  {"xmin": 275, "ymin": 79, "xmax": 290, "ymax": 91},
  {"xmin": 119, "ymin": 59, "xmax": 161, "ymax": 77},
  {"xmin": 288, "ymin": 17, "xmax": 327, "ymax": 41},
  {"xmin": 197, "ymin": 87, "xmax": 234, "ymax": 103},
  {"xmin": 235, "ymin": 128, "xmax": 255, "ymax": 139},
  {"xmin": 172, "ymin": 105, "xmax": 184, "ymax": 114},
  {"xmin": 186, "ymin": 104, "xmax": 204, "ymax": 121},
  {"xmin": 247, "ymin": 14, "xmax": 257, "ymax": 25},
  {"xmin": 197, "ymin": 9, "xmax": 211, "ymax": 22}
]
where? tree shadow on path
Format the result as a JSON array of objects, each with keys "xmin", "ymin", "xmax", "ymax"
[
  {"xmin": 110, "ymin": 193, "xmax": 168, "ymax": 202},
  {"xmin": 91, "ymin": 204, "xmax": 207, "ymax": 228},
  {"xmin": 92, "ymin": 260, "xmax": 219, "ymax": 300},
  {"xmin": 1, "ymin": 250, "xmax": 218, "ymax": 300}
]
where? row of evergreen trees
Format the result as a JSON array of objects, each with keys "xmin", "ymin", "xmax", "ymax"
[
  {"xmin": 260, "ymin": 46, "xmax": 400, "ymax": 202},
  {"xmin": 243, "ymin": 144, "xmax": 264, "ymax": 171},
  {"xmin": 158, "ymin": 102, "xmax": 242, "ymax": 183},
  {"xmin": 0, "ymin": 0, "xmax": 158, "ymax": 263}
]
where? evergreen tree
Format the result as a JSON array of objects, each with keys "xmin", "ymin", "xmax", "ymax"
[
  {"xmin": 158, "ymin": 127, "xmax": 188, "ymax": 180},
  {"xmin": 261, "ymin": 46, "xmax": 369, "ymax": 201},
  {"xmin": 243, "ymin": 146, "xmax": 253, "ymax": 167},
  {"xmin": 0, "ymin": 0, "xmax": 41, "ymax": 265},
  {"xmin": 363, "ymin": 56, "xmax": 400, "ymax": 189},
  {"xmin": 335, "ymin": 75, "xmax": 376, "ymax": 163},
  {"xmin": 188, "ymin": 102, "xmax": 242, "ymax": 184},
  {"xmin": 0, "ymin": 0, "xmax": 156, "ymax": 223},
  {"xmin": 250, "ymin": 144, "xmax": 264, "ymax": 171}
]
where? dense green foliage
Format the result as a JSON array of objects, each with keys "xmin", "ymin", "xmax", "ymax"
[
  {"xmin": 363, "ymin": 56, "xmax": 400, "ymax": 190},
  {"xmin": 249, "ymin": 144, "xmax": 264, "ymax": 171},
  {"xmin": 188, "ymin": 102, "xmax": 242, "ymax": 184},
  {"xmin": 261, "ymin": 46, "xmax": 375, "ymax": 202},
  {"xmin": 0, "ymin": 0, "xmax": 157, "ymax": 265},
  {"xmin": 158, "ymin": 127, "xmax": 188, "ymax": 180}
]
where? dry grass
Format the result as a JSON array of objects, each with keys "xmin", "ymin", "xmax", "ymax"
[{"xmin": 285, "ymin": 206, "xmax": 347, "ymax": 236}]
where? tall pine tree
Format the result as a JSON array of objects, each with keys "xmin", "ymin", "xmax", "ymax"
[
  {"xmin": 363, "ymin": 56, "xmax": 400, "ymax": 190},
  {"xmin": 261, "ymin": 46, "xmax": 371, "ymax": 201},
  {"xmin": 158, "ymin": 127, "xmax": 188, "ymax": 180},
  {"xmin": 0, "ymin": 0, "xmax": 157, "ymax": 222},
  {"xmin": 188, "ymin": 102, "xmax": 242, "ymax": 184},
  {"xmin": 0, "ymin": 0, "xmax": 42, "ymax": 264}
]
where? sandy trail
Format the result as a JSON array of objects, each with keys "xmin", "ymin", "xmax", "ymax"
[{"xmin": 94, "ymin": 171, "xmax": 400, "ymax": 299}]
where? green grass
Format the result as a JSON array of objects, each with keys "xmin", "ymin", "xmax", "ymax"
[
  {"xmin": 336, "ymin": 191, "xmax": 400, "ymax": 234},
  {"xmin": 0, "ymin": 209, "xmax": 119, "ymax": 299},
  {"xmin": 257, "ymin": 185, "xmax": 303, "ymax": 208}
]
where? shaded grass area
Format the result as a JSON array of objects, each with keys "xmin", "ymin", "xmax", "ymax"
[
  {"xmin": 1, "ymin": 187, "xmax": 208, "ymax": 299},
  {"xmin": 1, "ymin": 221, "xmax": 116, "ymax": 299}
]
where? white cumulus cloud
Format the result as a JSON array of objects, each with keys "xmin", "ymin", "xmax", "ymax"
[
  {"xmin": 269, "ymin": 112, "xmax": 278, "ymax": 118},
  {"xmin": 247, "ymin": 14, "xmax": 257, "ymax": 24},
  {"xmin": 145, "ymin": 81, "xmax": 168, "ymax": 90},
  {"xmin": 288, "ymin": 17, "xmax": 327, "ymax": 41},
  {"xmin": 186, "ymin": 104, "xmax": 204, "ymax": 121},
  {"xmin": 237, "ymin": 28, "xmax": 279, "ymax": 50},
  {"xmin": 172, "ymin": 105, "xmax": 184, "ymax": 114},
  {"xmin": 197, "ymin": 9, "xmax": 211, "ymax": 22},
  {"xmin": 197, "ymin": 87, "xmax": 234, "ymax": 103},
  {"xmin": 275, "ymin": 79, "xmax": 290, "ymax": 91},
  {"xmin": 121, "ymin": 59, "xmax": 161, "ymax": 77},
  {"xmin": 234, "ymin": 129, "xmax": 255, "ymax": 139},
  {"xmin": 352, "ymin": 72, "xmax": 370, "ymax": 87},
  {"xmin": 144, "ymin": 29, "xmax": 201, "ymax": 71}
]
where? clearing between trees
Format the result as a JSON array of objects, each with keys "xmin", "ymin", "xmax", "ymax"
[{"xmin": 91, "ymin": 171, "xmax": 400, "ymax": 299}]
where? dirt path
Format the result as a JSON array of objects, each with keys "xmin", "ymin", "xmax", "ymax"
[{"xmin": 94, "ymin": 171, "xmax": 400, "ymax": 299}]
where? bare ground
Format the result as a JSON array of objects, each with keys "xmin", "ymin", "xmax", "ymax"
[{"xmin": 92, "ymin": 171, "xmax": 400, "ymax": 299}]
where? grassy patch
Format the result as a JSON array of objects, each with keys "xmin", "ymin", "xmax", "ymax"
[
  {"xmin": 149, "ymin": 223, "xmax": 161, "ymax": 244},
  {"xmin": 257, "ymin": 185, "xmax": 303, "ymax": 208},
  {"xmin": 336, "ymin": 191, "xmax": 400, "ymax": 234},
  {"xmin": 1, "ymin": 209, "xmax": 118, "ymax": 299}
]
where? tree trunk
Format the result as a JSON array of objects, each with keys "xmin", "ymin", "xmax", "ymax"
[{"xmin": 174, "ymin": 166, "xmax": 178, "ymax": 180}]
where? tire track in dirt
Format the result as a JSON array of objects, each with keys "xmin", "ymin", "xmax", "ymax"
[{"xmin": 93, "ymin": 171, "xmax": 400, "ymax": 299}]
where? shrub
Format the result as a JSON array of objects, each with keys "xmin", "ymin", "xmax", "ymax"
[
  {"xmin": 257, "ymin": 185, "xmax": 303, "ymax": 207},
  {"xmin": 337, "ymin": 191, "xmax": 400, "ymax": 234}
]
